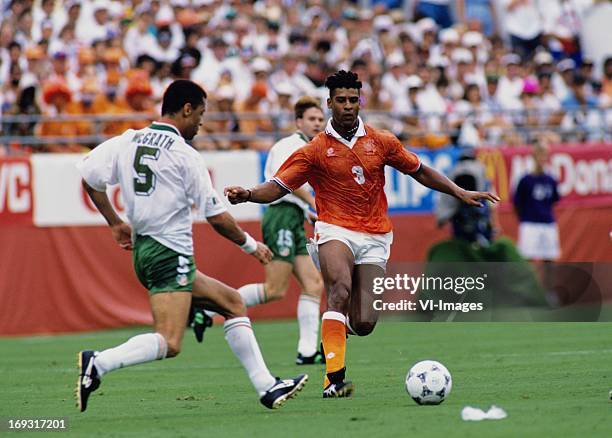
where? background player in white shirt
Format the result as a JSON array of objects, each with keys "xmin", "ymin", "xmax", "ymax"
[
  {"xmin": 75, "ymin": 80, "xmax": 307, "ymax": 412},
  {"xmin": 237, "ymin": 96, "xmax": 326, "ymax": 365}
]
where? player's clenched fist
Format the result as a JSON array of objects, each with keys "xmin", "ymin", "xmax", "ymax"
[
  {"xmin": 224, "ymin": 186, "xmax": 251, "ymax": 204},
  {"xmin": 111, "ymin": 222, "xmax": 133, "ymax": 250}
]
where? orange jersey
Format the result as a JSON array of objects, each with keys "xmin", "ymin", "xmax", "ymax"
[{"xmin": 274, "ymin": 123, "xmax": 421, "ymax": 234}]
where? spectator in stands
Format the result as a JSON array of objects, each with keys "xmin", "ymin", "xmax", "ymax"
[
  {"xmin": 536, "ymin": 72, "xmax": 564, "ymax": 127},
  {"xmin": 448, "ymin": 48, "xmax": 475, "ymax": 101},
  {"xmin": 484, "ymin": 74, "xmax": 502, "ymax": 110},
  {"xmin": 579, "ymin": 58, "xmax": 598, "ymax": 98},
  {"xmin": 38, "ymin": 78, "xmax": 82, "ymax": 152},
  {"xmin": 400, "ymin": 75, "xmax": 430, "ymax": 147},
  {"xmin": 382, "ymin": 52, "xmax": 409, "ymax": 113},
  {"xmin": 124, "ymin": 11, "xmax": 156, "ymax": 63},
  {"xmin": 457, "ymin": 0, "xmax": 498, "ymax": 36},
  {"xmin": 192, "ymin": 36, "xmax": 229, "ymax": 93},
  {"xmin": 15, "ymin": 8, "xmax": 35, "ymax": 48},
  {"xmin": 101, "ymin": 70, "xmax": 154, "ymax": 136},
  {"xmin": 0, "ymin": 0, "xmax": 607, "ymax": 151},
  {"xmin": 553, "ymin": 58, "xmax": 575, "ymax": 102},
  {"xmin": 602, "ymin": 56, "xmax": 612, "ymax": 107},
  {"xmin": 22, "ymin": 45, "xmax": 47, "ymax": 85},
  {"xmin": 561, "ymin": 73, "xmax": 601, "ymax": 141},
  {"xmin": 1, "ymin": 63, "xmax": 23, "ymax": 115},
  {"xmin": 515, "ymin": 77, "xmax": 545, "ymax": 136},
  {"xmin": 171, "ymin": 53, "xmax": 198, "ymax": 80},
  {"xmin": 497, "ymin": 53, "xmax": 524, "ymax": 110},
  {"xmin": 237, "ymin": 80, "xmax": 275, "ymax": 150},
  {"xmin": 414, "ymin": 0, "xmax": 454, "ymax": 29},
  {"xmin": 3, "ymin": 86, "xmax": 40, "ymax": 151},
  {"xmin": 500, "ymin": 0, "xmax": 544, "ymax": 60},
  {"xmin": 148, "ymin": 25, "xmax": 180, "ymax": 64},
  {"xmin": 76, "ymin": 0, "xmax": 117, "ymax": 46},
  {"xmin": 541, "ymin": 0, "xmax": 589, "ymax": 64},
  {"xmin": 67, "ymin": 78, "xmax": 100, "ymax": 148},
  {"xmin": 197, "ymin": 85, "xmax": 239, "ymax": 151},
  {"xmin": 56, "ymin": 1, "xmax": 82, "ymax": 35},
  {"xmin": 270, "ymin": 53, "xmax": 318, "ymax": 102},
  {"xmin": 450, "ymin": 83, "xmax": 496, "ymax": 148},
  {"xmin": 49, "ymin": 51, "xmax": 79, "ymax": 95},
  {"xmin": 273, "ymin": 83, "xmax": 297, "ymax": 135}
]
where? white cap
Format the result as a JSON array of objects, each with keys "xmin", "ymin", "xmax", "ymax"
[
  {"xmin": 92, "ymin": 0, "xmax": 109, "ymax": 11},
  {"xmin": 417, "ymin": 17, "xmax": 437, "ymax": 33},
  {"xmin": 359, "ymin": 9, "xmax": 373, "ymax": 20},
  {"xmin": 557, "ymin": 58, "xmax": 576, "ymax": 72},
  {"xmin": 216, "ymin": 85, "xmax": 236, "ymax": 100},
  {"xmin": 462, "ymin": 31, "xmax": 483, "ymax": 47},
  {"xmin": 439, "ymin": 28, "xmax": 459, "ymax": 44},
  {"xmin": 373, "ymin": 14, "xmax": 393, "ymax": 32},
  {"xmin": 387, "ymin": 52, "xmax": 405, "ymax": 68},
  {"xmin": 251, "ymin": 57, "xmax": 272, "ymax": 73},
  {"xmin": 452, "ymin": 48, "xmax": 474, "ymax": 64},
  {"xmin": 501, "ymin": 53, "xmax": 521, "ymax": 66},
  {"xmin": 406, "ymin": 75, "xmax": 423, "ymax": 89},
  {"xmin": 108, "ymin": 1, "xmax": 125, "ymax": 18},
  {"xmin": 428, "ymin": 54, "xmax": 449, "ymax": 68},
  {"xmin": 534, "ymin": 51, "xmax": 553, "ymax": 65},
  {"xmin": 156, "ymin": 8, "xmax": 174, "ymax": 23},
  {"xmin": 275, "ymin": 82, "xmax": 293, "ymax": 96}
]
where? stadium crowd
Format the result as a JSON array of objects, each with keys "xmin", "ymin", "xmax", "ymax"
[{"xmin": 0, "ymin": 0, "xmax": 611, "ymax": 154}]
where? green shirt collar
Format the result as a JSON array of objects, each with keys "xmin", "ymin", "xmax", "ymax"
[
  {"xmin": 296, "ymin": 130, "xmax": 309, "ymax": 143},
  {"xmin": 150, "ymin": 122, "xmax": 181, "ymax": 137}
]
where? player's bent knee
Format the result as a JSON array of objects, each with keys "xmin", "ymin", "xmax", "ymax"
[
  {"xmin": 329, "ymin": 280, "xmax": 350, "ymax": 299},
  {"xmin": 225, "ymin": 292, "xmax": 247, "ymax": 318},
  {"xmin": 307, "ymin": 276, "xmax": 324, "ymax": 296},
  {"xmin": 264, "ymin": 282, "xmax": 288, "ymax": 301}
]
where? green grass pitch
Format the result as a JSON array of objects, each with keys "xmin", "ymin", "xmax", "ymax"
[{"xmin": 0, "ymin": 322, "xmax": 610, "ymax": 437}]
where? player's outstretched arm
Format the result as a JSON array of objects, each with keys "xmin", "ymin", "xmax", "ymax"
[
  {"xmin": 81, "ymin": 179, "xmax": 133, "ymax": 250},
  {"xmin": 224, "ymin": 181, "xmax": 288, "ymax": 204},
  {"xmin": 411, "ymin": 164, "xmax": 501, "ymax": 206},
  {"xmin": 206, "ymin": 211, "xmax": 273, "ymax": 264}
]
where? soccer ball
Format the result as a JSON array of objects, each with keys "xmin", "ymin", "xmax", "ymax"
[{"xmin": 405, "ymin": 360, "xmax": 452, "ymax": 405}]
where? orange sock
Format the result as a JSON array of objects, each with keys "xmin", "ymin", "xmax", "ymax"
[{"xmin": 321, "ymin": 311, "xmax": 347, "ymax": 388}]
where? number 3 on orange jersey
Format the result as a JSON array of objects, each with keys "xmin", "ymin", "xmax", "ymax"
[{"xmin": 352, "ymin": 165, "xmax": 365, "ymax": 185}]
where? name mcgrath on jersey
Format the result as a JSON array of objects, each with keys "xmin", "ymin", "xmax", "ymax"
[{"xmin": 77, "ymin": 122, "xmax": 214, "ymax": 255}]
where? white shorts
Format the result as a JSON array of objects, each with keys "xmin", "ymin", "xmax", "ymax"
[
  {"xmin": 518, "ymin": 222, "xmax": 561, "ymax": 260},
  {"xmin": 314, "ymin": 221, "xmax": 393, "ymax": 266}
]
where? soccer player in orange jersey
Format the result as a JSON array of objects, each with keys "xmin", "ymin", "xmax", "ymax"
[{"xmin": 225, "ymin": 70, "xmax": 500, "ymax": 398}]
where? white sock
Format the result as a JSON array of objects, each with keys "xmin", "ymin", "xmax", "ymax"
[
  {"xmin": 238, "ymin": 283, "xmax": 265, "ymax": 306},
  {"xmin": 224, "ymin": 317, "xmax": 276, "ymax": 396},
  {"xmin": 297, "ymin": 294, "xmax": 321, "ymax": 357},
  {"xmin": 94, "ymin": 333, "xmax": 167, "ymax": 377}
]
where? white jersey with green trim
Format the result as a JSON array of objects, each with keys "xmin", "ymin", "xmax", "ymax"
[
  {"xmin": 76, "ymin": 121, "xmax": 213, "ymax": 255},
  {"xmin": 264, "ymin": 131, "xmax": 312, "ymax": 211}
]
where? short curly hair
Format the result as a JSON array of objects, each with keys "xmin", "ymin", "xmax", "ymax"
[{"xmin": 325, "ymin": 70, "xmax": 362, "ymax": 96}]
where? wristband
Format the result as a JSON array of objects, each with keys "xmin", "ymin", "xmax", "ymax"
[
  {"xmin": 246, "ymin": 189, "xmax": 252, "ymax": 202},
  {"xmin": 240, "ymin": 232, "xmax": 258, "ymax": 254}
]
